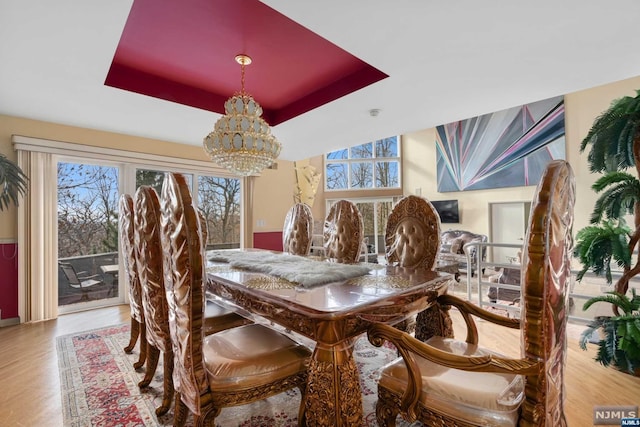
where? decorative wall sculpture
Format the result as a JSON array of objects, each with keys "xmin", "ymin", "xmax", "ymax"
[
  {"xmin": 436, "ymin": 96, "xmax": 565, "ymax": 192},
  {"xmin": 293, "ymin": 160, "xmax": 321, "ymax": 207}
]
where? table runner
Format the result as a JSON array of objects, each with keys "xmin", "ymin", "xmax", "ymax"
[{"xmin": 207, "ymin": 250, "xmax": 371, "ymax": 287}]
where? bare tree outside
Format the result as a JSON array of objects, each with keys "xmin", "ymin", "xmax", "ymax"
[
  {"xmin": 58, "ymin": 163, "xmax": 119, "ymax": 258},
  {"xmin": 375, "ymin": 137, "xmax": 399, "ymax": 188},
  {"xmin": 198, "ymin": 176, "xmax": 241, "ymax": 248},
  {"xmin": 136, "ymin": 169, "xmax": 165, "ymax": 195},
  {"xmin": 134, "ymin": 170, "xmax": 240, "ymax": 248},
  {"xmin": 326, "ymin": 148, "xmax": 348, "ymax": 190},
  {"xmin": 351, "ymin": 142, "xmax": 373, "ymax": 189},
  {"xmin": 325, "ymin": 137, "xmax": 399, "ymax": 190}
]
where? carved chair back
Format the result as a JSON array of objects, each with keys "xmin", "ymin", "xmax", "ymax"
[
  {"xmin": 134, "ymin": 185, "xmax": 170, "ymax": 352},
  {"xmin": 197, "ymin": 208, "xmax": 209, "ymax": 253},
  {"xmin": 385, "ymin": 195, "xmax": 441, "ymax": 269},
  {"xmin": 323, "ymin": 199, "xmax": 363, "ymax": 264},
  {"xmin": 119, "ymin": 194, "xmax": 144, "ymax": 324},
  {"xmin": 159, "ymin": 172, "xmax": 209, "ymax": 415},
  {"xmin": 518, "ymin": 159, "xmax": 575, "ymax": 424},
  {"xmin": 283, "ymin": 203, "xmax": 313, "ymax": 256}
]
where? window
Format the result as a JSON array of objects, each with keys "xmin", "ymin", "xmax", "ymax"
[
  {"xmin": 325, "ymin": 136, "xmax": 400, "ymax": 190},
  {"xmin": 135, "ymin": 169, "xmax": 241, "ymax": 250},
  {"xmin": 197, "ymin": 175, "xmax": 241, "ymax": 249}
]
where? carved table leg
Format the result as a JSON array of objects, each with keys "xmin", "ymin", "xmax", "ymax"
[
  {"xmin": 305, "ymin": 340, "xmax": 363, "ymax": 426},
  {"xmin": 414, "ymin": 301, "xmax": 454, "ymax": 342}
]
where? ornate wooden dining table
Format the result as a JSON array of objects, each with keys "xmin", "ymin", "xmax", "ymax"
[{"xmin": 206, "ymin": 253, "xmax": 451, "ymax": 427}]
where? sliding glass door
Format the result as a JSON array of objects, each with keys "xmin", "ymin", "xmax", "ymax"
[
  {"xmin": 57, "ymin": 161, "xmax": 121, "ymax": 311},
  {"xmin": 57, "ymin": 162, "xmax": 243, "ymax": 314}
]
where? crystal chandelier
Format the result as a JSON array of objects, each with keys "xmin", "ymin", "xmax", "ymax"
[{"xmin": 203, "ymin": 54, "xmax": 281, "ymax": 176}]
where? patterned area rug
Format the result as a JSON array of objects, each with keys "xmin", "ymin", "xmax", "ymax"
[{"xmin": 57, "ymin": 324, "xmax": 418, "ymax": 426}]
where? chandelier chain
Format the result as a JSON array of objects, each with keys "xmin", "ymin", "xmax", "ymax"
[{"xmin": 240, "ymin": 61, "xmax": 246, "ymax": 95}]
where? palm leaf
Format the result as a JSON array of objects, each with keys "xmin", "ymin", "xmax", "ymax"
[
  {"xmin": 574, "ymin": 222, "xmax": 631, "ymax": 283},
  {"xmin": 594, "ymin": 320, "xmax": 618, "ymax": 367},
  {"xmin": 583, "ymin": 291, "xmax": 635, "ymax": 315},
  {"xmin": 0, "ymin": 154, "xmax": 29, "ymax": 211},
  {"xmin": 581, "ymin": 92, "xmax": 640, "ymax": 173},
  {"xmin": 579, "ymin": 317, "xmax": 608, "ymax": 350}
]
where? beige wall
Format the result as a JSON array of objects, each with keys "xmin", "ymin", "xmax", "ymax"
[
  {"xmin": 0, "ymin": 114, "xmax": 296, "ymax": 241},
  {"xmin": 2, "ymin": 73, "xmax": 640, "ymax": 243},
  {"xmin": 402, "ymin": 74, "xmax": 640, "ymax": 241},
  {"xmin": 251, "ymin": 160, "xmax": 296, "ymax": 233}
]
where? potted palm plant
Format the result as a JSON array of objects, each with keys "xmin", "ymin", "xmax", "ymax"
[
  {"xmin": 575, "ymin": 89, "xmax": 640, "ymax": 375},
  {"xmin": 576, "ymin": 89, "xmax": 640, "ymax": 298},
  {"xmin": 579, "ymin": 289, "xmax": 640, "ymax": 375},
  {"xmin": 0, "ymin": 153, "xmax": 28, "ymax": 211}
]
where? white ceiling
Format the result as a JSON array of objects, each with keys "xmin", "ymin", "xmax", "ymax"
[{"xmin": 2, "ymin": 0, "xmax": 640, "ymax": 161}]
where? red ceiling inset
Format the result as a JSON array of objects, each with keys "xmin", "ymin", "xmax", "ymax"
[{"xmin": 105, "ymin": 0, "xmax": 388, "ymax": 125}]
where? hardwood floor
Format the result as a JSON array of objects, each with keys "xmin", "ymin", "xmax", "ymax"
[
  {"xmin": 0, "ymin": 304, "xmax": 129, "ymax": 427},
  {"xmin": 0, "ymin": 303, "xmax": 638, "ymax": 426}
]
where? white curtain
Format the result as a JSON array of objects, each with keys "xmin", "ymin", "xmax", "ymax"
[{"xmin": 17, "ymin": 150, "xmax": 58, "ymax": 322}]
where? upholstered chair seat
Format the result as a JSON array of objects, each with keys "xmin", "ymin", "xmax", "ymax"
[
  {"xmin": 203, "ymin": 324, "xmax": 311, "ymax": 391},
  {"xmin": 378, "ymin": 336, "xmax": 524, "ymax": 427},
  {"xmin": 203, "ymin": 300, "xmax": 250, "ymax": 335}
]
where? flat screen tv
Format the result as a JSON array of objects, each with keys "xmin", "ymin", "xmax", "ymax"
[{"xmin": 431, "ymin": 200, "xmax": 459, "ymax": 223}]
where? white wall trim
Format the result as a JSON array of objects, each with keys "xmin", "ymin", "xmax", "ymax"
[{"xmin": 12, "ymin": 134, "xmax": 233, "ymax": 176}]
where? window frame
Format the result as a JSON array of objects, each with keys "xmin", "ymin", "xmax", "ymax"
[{"xmin": 324, "ymin": 136, "xmax": 402, "ymax": 191}]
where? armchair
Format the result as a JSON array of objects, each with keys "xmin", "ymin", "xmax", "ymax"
[
  {"xmin": 439, "ymin": 229, "xmax": 488, "ymax": 276},
  {"xmin": 488, "ymin": 265, "xmax": 522, "ymax": 304},
  {"xmin": 368, "ymin": 160, "xmax": 575, "ymax": 426}
]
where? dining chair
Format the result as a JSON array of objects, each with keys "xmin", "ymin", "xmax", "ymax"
[
  {"xmin": 118, "ymin": 193, "xmax": 146, "ymax": 369},
  {"xmin": 385, "ymin": 195, "xmax": 441, "ymax": 269},
  {"xmin": 283, "ymin": 202, "xmax": 313, "ymax": 256},
  {"xmin": 384, "ymin": 195, "xmax": 447, "ymax": 338},
  {"xmin": 323, "ymin": 199, "xmax": 363, "ymax": 264},
  {"xmin": 58, "ymin": 261, "xmax": 105, "ymax": 302},
  {"xmin": 367, "ymin": 160, "xmax": 575, "ymax": 427},
  {"xmin": 196, "ymin": 207, "xmax": 251, "ymax": 335},
  {"xmin": 159, "ymin": 172, "xmax": 312, "ymax": 426},
  {"xmin": 133, "ymin": 185, "xmax": 174, "ymax": 416}
]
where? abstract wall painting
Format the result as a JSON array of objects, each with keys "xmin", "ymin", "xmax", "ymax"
[{"xmin": 436, "ymin": 96, "xmax": 565, "ymax": 192}]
